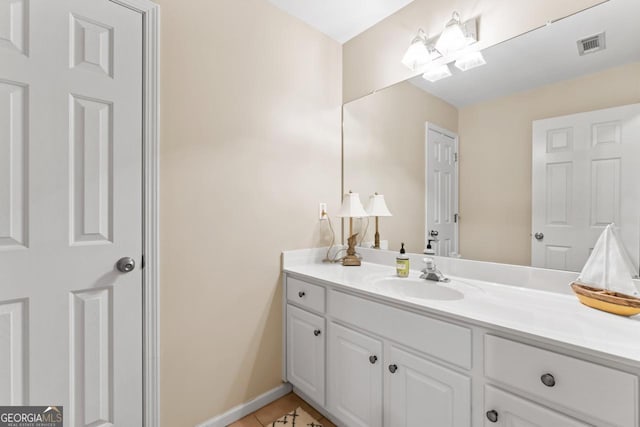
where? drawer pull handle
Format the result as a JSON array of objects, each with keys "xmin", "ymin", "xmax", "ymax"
[
  {"xmin": 298, "ymin": 291, "xmax": 306, "ymax": 298},
  {"xmin": 369, "ymin": 355, "xmax": 378, "ymax": 364},
  {"xmin": 486, "ymin": 410, "xmax": 498, "ymax": 423},
  {"xmin": 313, "ymin": 329, "xmax": 321, "ymax": 337},
  {"xmin": 541, "ymin": 373, "xmax": 556, "ymax": 387},
  {"xmin": 388, "ymin": 364, "xmax": 398, "ymax": 373}
]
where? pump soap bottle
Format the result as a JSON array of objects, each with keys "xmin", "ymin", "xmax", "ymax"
[{"xmin": 396, "ymin": 243, "xmax": 410, "ymax": 277}]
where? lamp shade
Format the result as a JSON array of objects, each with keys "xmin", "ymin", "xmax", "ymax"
[
  {"xmin": 422, "ymin": 64, "xmax": 452, "ymax": 82},
  {"xmin": 435, "ymin": 12, "xmax": 471, "ymax": 56},
  {"xmin": 336, "ymin": 192, "xmax": 368, "ymax": 218},
  {"xmin": 366, "ymin": 194, "xmax": 392, "ymax": 217}
]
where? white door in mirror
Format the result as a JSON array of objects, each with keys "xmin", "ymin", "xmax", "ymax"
[
  {"xmin": 532, "ymin": 103, "xmax": 640, "ymax": 273},
  {"xmin": 426, "ymin": 124, "xmax": 459, "ymax": 257}
]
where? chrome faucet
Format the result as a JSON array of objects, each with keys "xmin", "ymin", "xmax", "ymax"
[{"xmin": 420, "ymin": 258, "xmax": 450, "ymax": 283}]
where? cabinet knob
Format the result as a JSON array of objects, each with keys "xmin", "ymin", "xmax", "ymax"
[
  {"xmin": 486, "ymin": 410, "xmax": 498, "ymax": 423},
  {"xmin": 298, "ymin": 291, "xmax": 306, "ymax": 298},
  {"xmin": 388, "ymin": 364, "xmax": 398, "ymax": 373},
  {"xmin": 313, "ymin": 329, "xmax": 321, "ymax": 336},
  {"xmin": 541, "ymin": 373, "xmax": 556, "ymax": 387},
  {"xmin": 369, "ymin": 355, "xmax": 378, "ymax": 364}
]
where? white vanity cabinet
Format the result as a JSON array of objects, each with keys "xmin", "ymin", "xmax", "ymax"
[
  {"xmin": 283, "ymin": 273, "xmax": 640, "ymax": 427},
  {"xmin": 327, "ymin": 322, "xmax": 383, "ymax": 427},
  {"xmin": 386, "ymin": 345, "xmax": 471, "ymax": 427},
  {"xmin": 286, "ymin": 303, "xmax": 325, "ymax": 405},
  {"xmin": 285, "ymin": 278, "xmax": 326, "ymax": 405}
]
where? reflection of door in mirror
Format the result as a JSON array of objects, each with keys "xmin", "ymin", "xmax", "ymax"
[
  {"xmin": 532, "ymin": 103, "xmax": 640, "ymax": 274},
  {"xmin": 426, "ymin": 124, "xmax": 459, "ymax": 257}
]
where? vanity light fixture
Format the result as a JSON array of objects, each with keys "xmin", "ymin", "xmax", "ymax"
[
  {"xmin": 422, "ymin": 64, "xmax": 452, "ymax": 82},
  {"xmin": 435, "ymin": 11, "xmax": 476, "ymax": 56},
  {"xmin": 401, "ymin": 29, "xmax": 438, "ymax": 71},
  {"xmin": 366, "ymin": 193, "xmax": 392, "ymax": 249},
  {"xmin": 337, "ymin": 191, "xmax": 369, "ymax": 266},
  {"xmin": 402, "ymin": 11, "xmax": 480, "ymax": 73},
  {"xmin": 454, "ymin": 50, "xmax": 487, "ymax": 71}
]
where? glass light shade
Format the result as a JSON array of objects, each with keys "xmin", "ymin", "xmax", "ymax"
[
  {"xmin": 422, "ymin": 64, "xmax": 452, "ymax": 82},
  {"xmin": 435, "ymin": 12, "xmax": 471, "ymax": 56},
  {"xmin": 336, "ymin": 192, "xmax": 368, "ymax": 218},
  {"xmin": 454, "ymin": 51, "xmax": 486, "ymax": 71},
  {"xmin": 401, "ymin": 40, "xmax": 430, "ymax": 70},
  {"xmin": 366, "ymin": 194, "xmax": 392, "ymax": 217}
]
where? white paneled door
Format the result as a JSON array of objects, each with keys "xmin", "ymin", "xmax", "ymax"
[
  {"xmin": 0, "ymin": 0, "xmax": 143, "ymax": 425},
  {"xmin": 425, "ymin": 124, "xmax": 459, "ymax": 257},
  {"xmin": 532, "ymin": 104, "xmax": 640, "ymax": 273}
]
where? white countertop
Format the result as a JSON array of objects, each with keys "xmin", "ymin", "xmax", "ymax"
[{"xmin": 283, "ymin": 260, "xmax": 640, "ymax": 365}]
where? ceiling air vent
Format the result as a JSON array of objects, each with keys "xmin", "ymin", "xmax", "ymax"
[{"xmin": 577, "ymin": 32, "xmax": 606, "ymax": 56}]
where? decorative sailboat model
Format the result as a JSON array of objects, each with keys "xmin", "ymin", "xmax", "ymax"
[{"xmin": 571, "ymin": 224, "xmax": 640, "ymax": 316}]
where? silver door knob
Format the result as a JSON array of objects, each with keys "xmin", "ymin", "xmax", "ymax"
[
  {"xmin": 116, "ymin": 257, "xmax": 136, "ymax": 273},
  {"xmin": 430, "ymin": 230, "xmax": 439, "ymax": 237},
  {"xmin": 534, "ymin": 232, "xmax": 544, "ymax": 241}
]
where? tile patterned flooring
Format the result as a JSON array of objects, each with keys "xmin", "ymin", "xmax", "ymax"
[{"xmin": 227, "ymin": 392, "xmax": 336, "ymax": 427}]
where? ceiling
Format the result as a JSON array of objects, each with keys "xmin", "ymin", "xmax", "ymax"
[
  {"xmin": 408, "ymin": 0, "xmax": 640, "ymax": 107},
  {"xmin": 267, "ymin": 0, "xmax": 415, "ymax": 43}
]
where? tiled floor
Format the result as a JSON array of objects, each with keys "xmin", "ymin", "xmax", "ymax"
[{"xmin": 227, "ymin": 392, "xmax": 336, "ymax": 427}]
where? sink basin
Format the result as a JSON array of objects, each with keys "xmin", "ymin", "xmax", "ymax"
[{"xmin": 372, "ymin": 277, "xmax": 464, "ymax": 301}]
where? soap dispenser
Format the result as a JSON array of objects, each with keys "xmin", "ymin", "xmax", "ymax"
[
  {"xmin": 396, "ymin": 243, "xmax": 410, "ymax": 277},
  {"xmin": 424, "ymin": 239, "xmax": 437, "ymax": 255}
]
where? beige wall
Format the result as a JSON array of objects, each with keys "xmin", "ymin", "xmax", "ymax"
[
  {"xmin": 458, "ymin": 61, "xmax": 640, "ymax": 265},
  {"xmin": 343, "ymin": 81, "xmax": 458, "ymax": 253},
  {"xmin": 155, "ymin": 1, "xmax": 342, "ymax": 426},
  {"xmin": 343, "ymin": 0, "xmax": 605, "ymax": 102}
]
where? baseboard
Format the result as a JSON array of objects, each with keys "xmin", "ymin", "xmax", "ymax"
[{"xmin": 195, "ymin": 383, "xmax": 293, "ymax": 427}]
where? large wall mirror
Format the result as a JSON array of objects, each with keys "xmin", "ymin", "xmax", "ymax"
[{"xmin": 343, "ymin": 0, "xmax": 640, "ymax": 273}]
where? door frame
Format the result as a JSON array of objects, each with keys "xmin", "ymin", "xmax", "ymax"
[
  {"xmin": 425, "ymin": 122, "xmax": 460, "ymax": 256},
  {"xmin": 109, "ymin": 0, "xmax": 160, "ymax": 426}
]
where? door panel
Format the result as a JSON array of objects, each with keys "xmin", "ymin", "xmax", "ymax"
[
  {"xmin": 426, "ymin": 125, "xmax": 459, "ymax": 257},
  {"xmin": 0, "ymin": 80, "xmax": 27, "ymax": 248},
  {"xmin": 287, "ymin": 305, "xmax": 325, "ymax": 405},
  {"xmin": 0, "ymin": 299, "xmax": 27, "ymax": 405},
  {"xmin": 328, "ymin": 322, "xmax": 383, "ymax": 427},
  {"xmin": 532, "ymin": 104, "xmax": 640, "ymax": 273},
  {"xmin": 386, "ymin": 346, "xmax": 470, "ymax": 427},
  {"xmin": 0, "ymin": 1, "xmax": 143, "ymax": 424}
]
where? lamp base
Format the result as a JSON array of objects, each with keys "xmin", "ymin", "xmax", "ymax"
[{"xmin": 342, "ymin": 254, "xmax": 361, "ymax": 266}]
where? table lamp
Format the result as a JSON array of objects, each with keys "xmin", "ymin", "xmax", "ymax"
[
  {"xmin": 366, "ymin": 193, "xmax": 392, "ymax": 249},
  {"xmin": 337, "ymin": 191, "xmax": 368, "ymax": 266}
]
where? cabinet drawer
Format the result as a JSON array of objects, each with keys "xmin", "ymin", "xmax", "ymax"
[
  {"xmin": 484, "ymin": 386, "xmax": 590, "ymax": 426},
  {"xmin": 484, "ymin": 335, "xmax": 638, "ymax": 427},
  {"xmin": 287, "ymin": 276, "xmax": 325, "ymax": 313},
  {"xmin": 328, "ymin": 290, "xmax": 471, "ymax": 369}
]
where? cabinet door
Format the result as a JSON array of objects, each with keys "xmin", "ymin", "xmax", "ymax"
[
  {"xmin": 484, "ymin": 386, "xmax": 591, "ymax": 427},
  {"xmin": 328, "ymin": 322, "xmax": 383, "ymax": 427},
  {"xmin": 386, "ymin": 346, "xmax": 471, "ymax": 427},
  {"xmin": 286, "ymin": 304, "xmax": 325, "ymax": 405}
]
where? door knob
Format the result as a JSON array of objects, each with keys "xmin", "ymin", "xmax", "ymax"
[
  {"xmin": 313, "ymin": 329, "xmax": 321, "ymax": 336},
  {"xmin": 430, "ymin": 230, "xmax": 439, "ymax": 237},
  {"xmin": 486, "ymin": 410, "xmax": 498, "ymax": 423},
  {"xmin": 116, "ymin": 257, "xmax": 136, "ymax": 273},
  {"xmin": 388, "ymin": 364, "xmax": 398, "ymax": 373},
  {"xmin": 369, "ymin": 355, "xmax": 378, "ymax": 364},
  {"xmin": 541, "ymin": 373, "xmax": 556, "ymax": 387},
  {"xmin": 534, "ymin": 232, "xmax": 544, "ymax": 241},
  {"xmin": 298, "ymin": 291, "xmax": 306, "ymax": 298}
]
